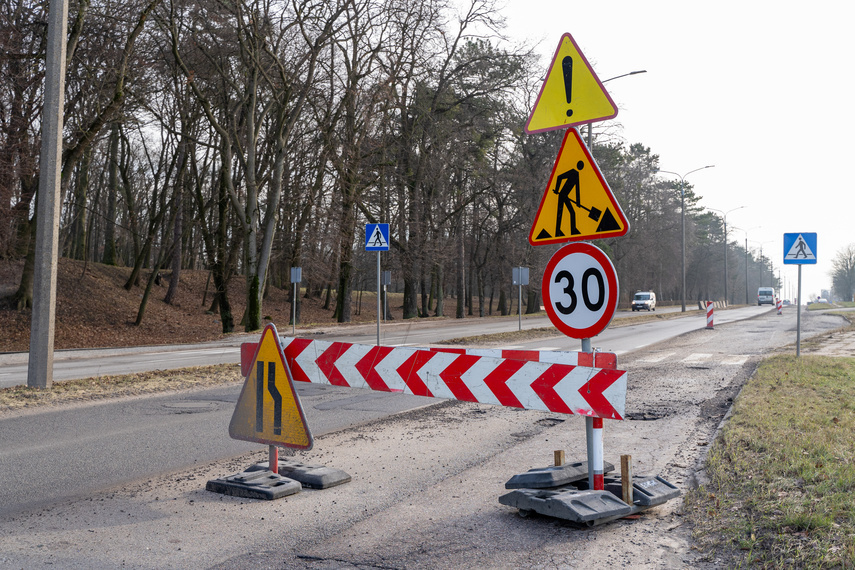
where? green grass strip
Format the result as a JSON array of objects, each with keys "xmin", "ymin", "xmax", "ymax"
[{"xmin": 686, "ymin": 354, "xmax": 855, "ymax": 567}]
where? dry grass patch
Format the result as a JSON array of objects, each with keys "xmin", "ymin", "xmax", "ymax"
[{"xmin": 0, "ymin": 364, "xmax": 243, "ymax": 413}]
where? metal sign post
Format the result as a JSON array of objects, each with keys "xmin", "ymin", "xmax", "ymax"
[
  {"xmin": 290, "ymin": 267, "xmax": 302, "ymax": 337},
  {"xmin": 783, "ymin": 232, "xmax": 817, "ymax": 358},
  {"xmin": 797, "ymin": 266, "xmax": 802, "ymax": 357},
  {"xmin": 382, "ymin": 271, "xmax": 391, "ymax": 322},
  {"xmin": 512, "ymin": 267, "xmax": 529, "ymax": 331},
  {"xmin": 365, "ymin": 224, "xmax": 390, "ymax": 346}
]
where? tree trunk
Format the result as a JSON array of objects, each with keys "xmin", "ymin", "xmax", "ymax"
[
  {"xmin": 526, "ymin": 288, "xmax": 540, "ymax": 314},
  {"xmin": 164, "ymin": 138, "xmax": 187, "ymax": 305},
  {"xmin": 67, "ymin": 148, "xmax": 91, "ymax": 260},
  {"xmin": 102, "ymin": 123, "xmax": 120, "ymax": 265},
  {"xmin": 11, "ymin": 218, "xmax": 36, "ymax": 310},
  {"xmin": 434, "ymin": 263, "xmax": 444, "ymax": 317},
  {"xmin": 323, "ymin": 282, "xmax": 333, "ymax": 311},
  {"xmin": 498, "ymin": 288, "xmax": 508, "ymax": 316}
]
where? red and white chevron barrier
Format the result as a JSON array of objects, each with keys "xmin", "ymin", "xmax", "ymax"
[
  {"xmin": 429, "ymin": 347, "xmax": 617, "ymax": 369},
  {"xmin": 240, "ymin": 338, "xmax": 626, "ymax": 420}
]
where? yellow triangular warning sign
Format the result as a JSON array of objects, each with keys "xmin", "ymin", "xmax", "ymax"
[
  {"xmin": 529, "ymin": 128, "xmax": 629, "ymax": 246},
  {"xmin": 524, "ymin": 33, "xmax": 618, "ymax": 134},
  {"xmin": 229, "ymin": 323, "xmax": 313, "ymax": 449}
]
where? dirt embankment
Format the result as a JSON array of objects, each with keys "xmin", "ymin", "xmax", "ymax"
[{"xmin": 0, "ymin": 259, "xmax": 411, "ymax": 353}]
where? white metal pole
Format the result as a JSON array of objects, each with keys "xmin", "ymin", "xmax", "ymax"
[
  {"xmin": 292, "ymin": 282, "xmax": 297, "ymax": 337},
  {"xmin": 796, "ymin": 265, "xmax": 802, "ymax": 357},
  {"xmin": 377, "ymin": 251, "xmax": 381, "ymax": 346},
  {"xmin": 581, "ymin": 337, "xmax": 596, "ymax": 489}
]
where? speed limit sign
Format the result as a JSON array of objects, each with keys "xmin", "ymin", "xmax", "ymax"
[{"xmin": 542, "ymin": 242, "xmax": 619, "ymax": 339}]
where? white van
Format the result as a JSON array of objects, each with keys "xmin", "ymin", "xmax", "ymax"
[
  {"xmin": 757, "ymin": 287, "xmax": 775, "ymax": 305},
  {"xmin": 632, "ymin": 291, "xmax": 656, "ymax": 311}
]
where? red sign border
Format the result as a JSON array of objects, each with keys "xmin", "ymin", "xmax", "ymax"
[
  {"xmin": 528, "ymin": 128, "xmax": 629, "ymax": 246},
  {"xmin": 524, "ymin": 32, "xmax": 619, "ymax": 135},
  {"xmin": 542, "ymin": 242, "xmax": 619, "ymax": 339}
]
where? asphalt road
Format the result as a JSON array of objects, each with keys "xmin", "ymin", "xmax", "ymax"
[
  {"xmin": 0, "ymin": 305, "xmax": 846, "ymax": 569},
  {"xmin": 0, "ymin": 305, "xmax": 770, "ymax": 389},
  {"xmin": 0, "ymin": 305, "xmax": 774, "ymax": 519}
]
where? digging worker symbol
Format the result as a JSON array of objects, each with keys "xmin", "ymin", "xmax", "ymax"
[{"xmin": 553, "ymin": 160, "xmax": 586, "ymax": 237}]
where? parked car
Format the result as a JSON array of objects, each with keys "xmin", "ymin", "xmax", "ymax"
[{"xmin": 632, "ymin": 291, "xmax": 656, "ymax": 311}]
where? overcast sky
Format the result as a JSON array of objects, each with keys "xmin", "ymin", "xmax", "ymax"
[{"xmin": 500, "ymin": 0, "xmax": 854, "ymax": 300}]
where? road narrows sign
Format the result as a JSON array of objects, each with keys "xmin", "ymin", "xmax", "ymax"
[
  {"xmin": 524, "ymin": 33, "xmax": 618, "ymax": 134},
  {"xmin": 529, "ymin": 128, "xmax": 628, "ymax": 245},
  {"xmin": 229, "ymin": 323, "xmax": 313, "ymax": 449},
  {"xmin": 542, "ymin": 242, "xmax": 619, "ymax": 339}
]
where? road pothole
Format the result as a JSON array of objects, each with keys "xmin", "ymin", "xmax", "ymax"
[{"xmin": 160, "ymin": 400, "xmax": 222, "ymax": 414}]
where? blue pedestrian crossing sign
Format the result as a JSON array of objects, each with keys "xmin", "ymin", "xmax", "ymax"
[
  {"xmin": 365, "ymin": 223, "xmax": 390, "ymax": 251},
  {"xmin": 783, "ymin": 233, "xmax": 817, "ymax": 264}
]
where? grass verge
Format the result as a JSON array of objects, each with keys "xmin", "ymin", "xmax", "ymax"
[
  {"xmin": 0, "ymin": 364, "xmax": 242, "ymax": 413},
  {"xmin": 684, "ymin": 353, "xmax": 855, "ymax": 567}
]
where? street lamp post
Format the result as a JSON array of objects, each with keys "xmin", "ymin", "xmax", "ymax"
[
  {"xmin": 752, "ymin": 240, "xmax": 774, "ymax": 288},
  {"xmin": 733, "ymin": 226, "xmax": 760, "ymax": 304},
  {"xmin": 658, "ymin": 166, "xmax": 715, "ymax": 312},
  {"xmin": 586, "ymin": 70, "xmax": 647, "ymax": 147},
  {"xmin": 708, "ymin": 206, "xmax": 745, "ymax": 306}
]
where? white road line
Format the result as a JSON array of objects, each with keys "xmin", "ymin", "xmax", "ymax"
[
  {"xmin": 682, "ymin": 353, "xmax": 713, "ymax": 364},
  {"xmin": 637, "ymin": 352, "xmax": 674, "ymax": 363},
  {"xmin": 721, "ymin": 355, "xmax": 749, "ymax": 366}
]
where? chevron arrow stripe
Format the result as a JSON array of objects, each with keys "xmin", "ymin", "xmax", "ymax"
[{"xmin": 242, "ymin": 338, "xmax": 626, "ymax": 419}]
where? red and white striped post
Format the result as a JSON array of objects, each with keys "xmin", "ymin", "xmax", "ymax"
[
  {"xmin": 590, "ymin": 417, "xmax": 604, "ymax": 490},
  {"xmin": 706, "ymin": 301, "xmax": 714, "ymax": 329},
  {"xmin": 777, "ymin": 298, "xmax": 783, "ymax": 315},
  {"xmin": 582, "ymin": 337, "xmax": 607, "ymax": 491}
]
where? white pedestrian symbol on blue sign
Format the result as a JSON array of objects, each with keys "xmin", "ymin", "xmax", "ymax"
[
  {"xmin": 783, "ymin": 233, "xmax": 817, "ymax": 265},
  {"xmin": 365, "ymin": 224, "xmax": 390, "ymax": 251}
]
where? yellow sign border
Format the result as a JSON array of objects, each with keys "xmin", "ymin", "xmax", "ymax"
[{"xmin": 228, "ymin": 323, "xmax": 313, "ymax": 450}]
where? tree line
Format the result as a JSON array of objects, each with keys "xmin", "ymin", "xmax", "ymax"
[{"xmin": 1, "ymin": 0, "xmax": 782, "ymax": 333}]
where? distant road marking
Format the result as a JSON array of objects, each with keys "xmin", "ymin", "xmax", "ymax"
[
  {"xmin": 637, "ymin": 352, "xmax": 674, "ymax": 363},
  {"xmin": 534, "ymin": 347, "xmax": 561, "ymax": 351},
  {"xmin": 636, "ymin": 353, "xmax": 749, "ymax": 366},
  {"xmin": 682, "ymin": 353, "xmax": 713, "ymax": 364},
  {"xmin": 499, "ymin": 345, "xmax": 524, "ymax": 349}
]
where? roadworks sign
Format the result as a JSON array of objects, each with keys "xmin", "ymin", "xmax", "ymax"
[
  {"xmin": 229, "ymin": 323, "xmax": 313, "ymax": 449},
  {"xmin": 529, "ymin": 128, "xmax": 628, "ymax": 245},
  {"xmin": 524, "ymin": 33, "xmax": 618, "ymax": 134}
]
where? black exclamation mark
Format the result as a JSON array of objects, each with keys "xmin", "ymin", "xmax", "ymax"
[{"xmin": 562, "ymin": 56, "xmax": 573, "ymax": 117}]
